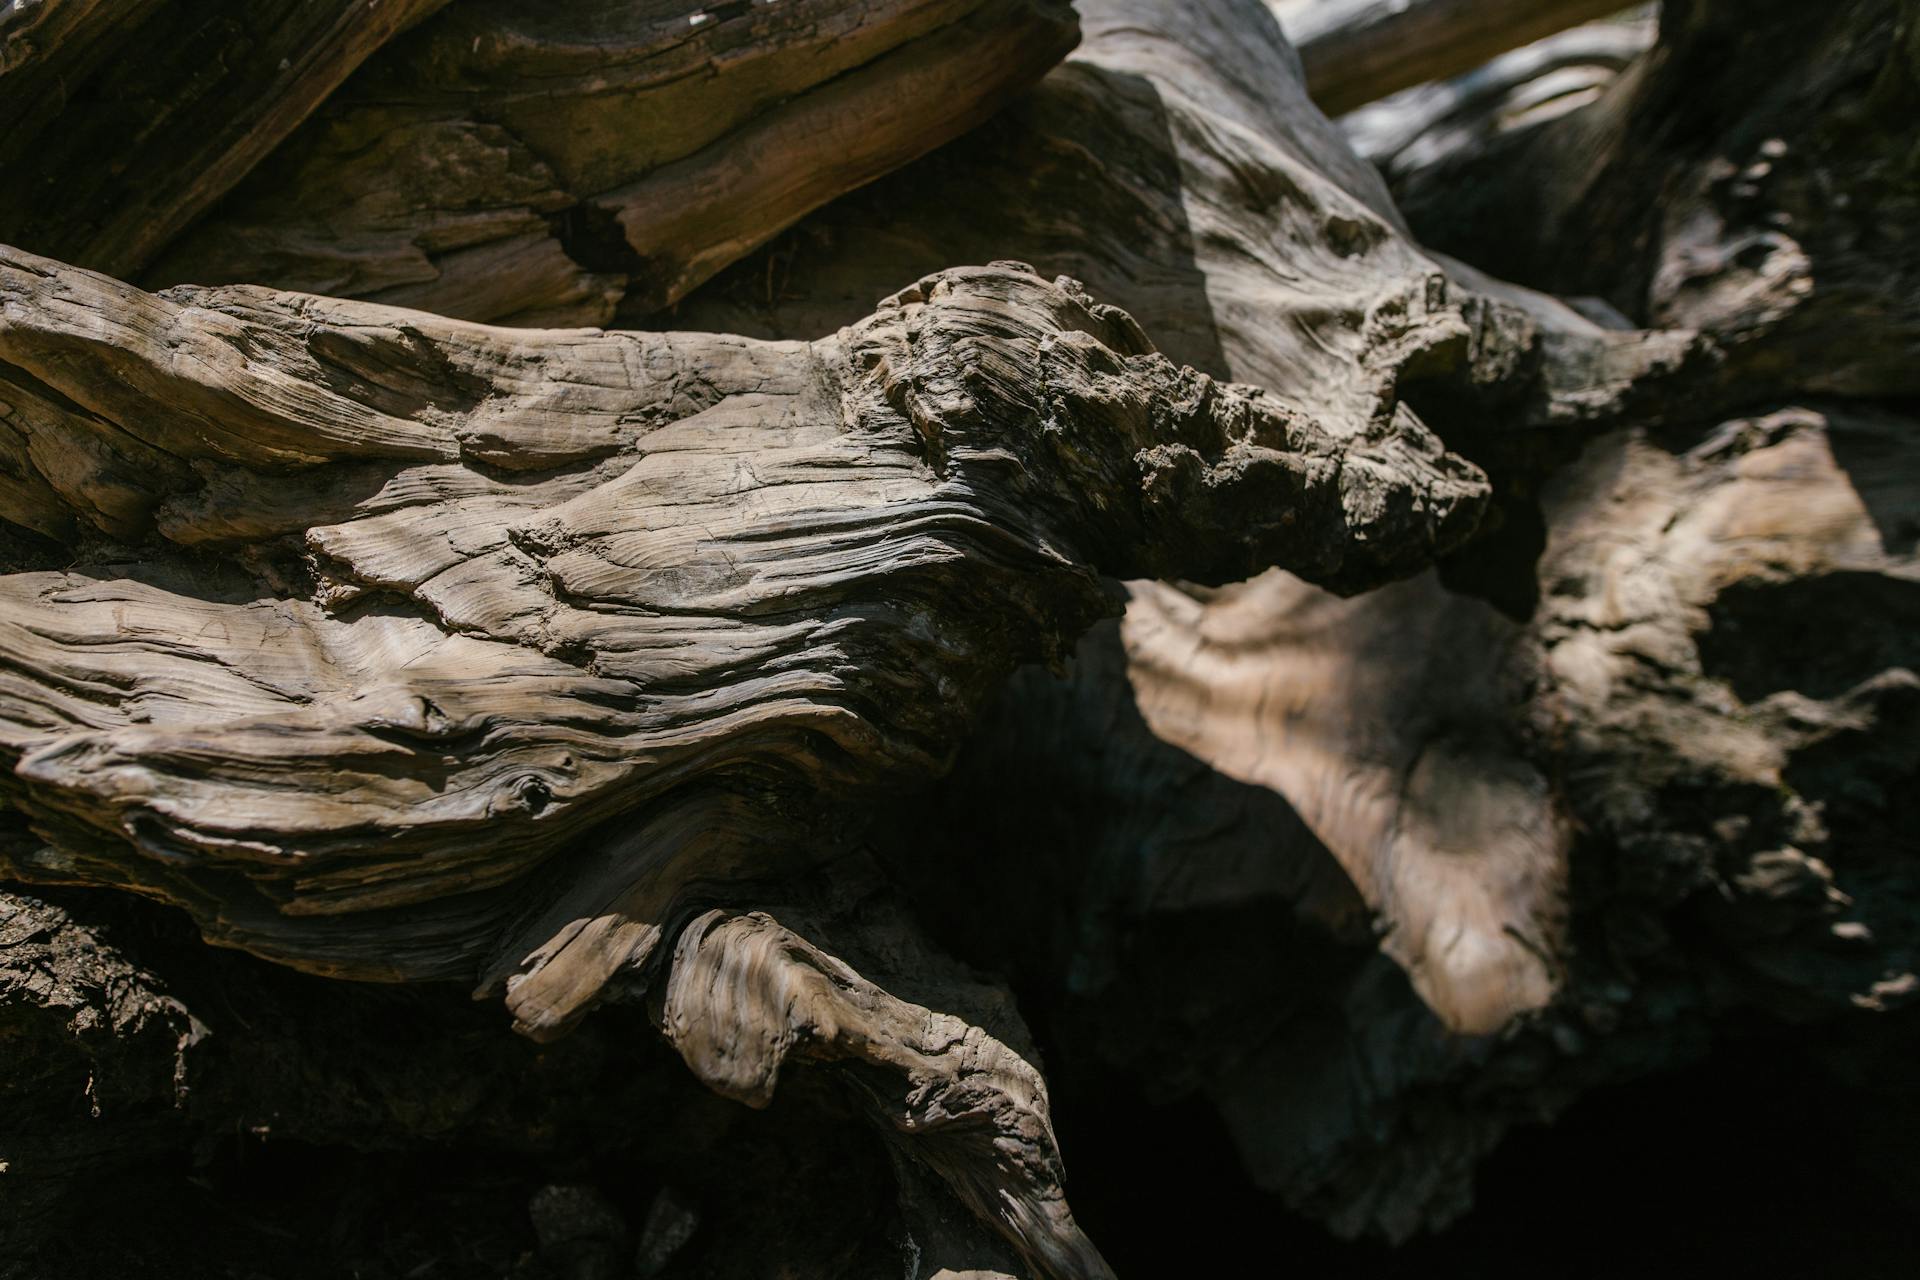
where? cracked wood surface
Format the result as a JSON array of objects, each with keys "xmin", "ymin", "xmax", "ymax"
[
  {"xmin": 0, "ymin": 245, "xmax": 1484, "ymax": 1279},
  {"xmin": 0, "ymin": 247, "xmax": 1483, "ymax": 1008}
]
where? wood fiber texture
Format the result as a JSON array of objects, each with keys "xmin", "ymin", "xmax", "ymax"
[{"xmin": 144, "ymin": 0, "xmax": 1082, "ymax": 324}]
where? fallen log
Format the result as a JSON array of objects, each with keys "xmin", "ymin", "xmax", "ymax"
[{"xmin": 140, "ymin": 0, "xmax": 1080, "ymax": 324}]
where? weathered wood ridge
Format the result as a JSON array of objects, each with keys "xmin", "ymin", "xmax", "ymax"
[
  {"xmin": 0, "ymin": 245, "xmax": 1483, "ymax": 1275},
  {"xmin": 670, "ymin": 0, "xmax": 1920, "ymax": 1241}
]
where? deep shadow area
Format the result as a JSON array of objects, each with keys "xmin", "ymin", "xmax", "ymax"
[
  {"xmin": 25, "ymin": 1013, "xmax": 1914, "ymax": 1279},
  {"xmin": 1051, "ymin": 1025, "xmax": 1920, "ymax": 1278},
  {"xmin": 1699, "ymin": 571, "xmax": 1920, "ymax": 702}
]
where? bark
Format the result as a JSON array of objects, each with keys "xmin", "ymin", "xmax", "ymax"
[
  {"xmin": 140, "ymin": 0, "xmax": 1080, "ymax": 324},
  {"xmin": 0, "ymin": 0, "xmax": 451, "ymax": 279},
  {"xmin": 1270, "ymin": 0, "xmax": 1641, "ymax": 114}
]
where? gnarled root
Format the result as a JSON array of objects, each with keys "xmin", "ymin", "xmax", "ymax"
[{"xmin": 659, "ymin": 908, "xmax": 1115, "ymax": 1280}]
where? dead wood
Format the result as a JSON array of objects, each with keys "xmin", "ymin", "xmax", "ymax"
[
  {"xmin": 0, "ymin": 244, "xmax": 1485, "ymax": 1276},
  {"xmin": 0, "ymin": 0, "xmax": 451, "ymax": 279},
  {"xmin": 669, "ymin": 0, "xmax": 1920, "ymax": 1239},
  {"xmin": 140, "ymin": 0, "xmax": 1080, "ymax": 325}
]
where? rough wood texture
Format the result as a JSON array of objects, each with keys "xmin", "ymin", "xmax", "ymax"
[
  {"xmin": 6, "ymin": 0, "xmax": 1915, "ymax": 1267},
  {"xmin": 0, "ymin": 875, "xmax": 1051, "ymax": 1277},
  {"xmin": 905, "ymin": 391, "xmax": 1920, "ymax": 1241},
  {"xmin": 0, "ymin": 0, "xmax": 450, "ymax": 279},
  {"xmin": 0, "ymin": 246, "xmax": 1484, "ymax": 1276},
  {"xmin": 142, "ymin": 0, "xmax": 1080, "ymax": 325},
  {"xmin": 0, "ymin": 248, "xmax": 1481, "ymax": 983},
  {"xmin": 1270, "ymin": 0, "xmax": 1639, "ymax": 114},
  {"xmin": 661, "ymin": 908, "xmax": 1112, "ymax": 1280}
]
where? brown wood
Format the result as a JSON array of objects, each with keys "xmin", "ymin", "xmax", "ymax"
[
  {"xmin": 671, "ymin": 0, "xmax": 1698, "ymax": 1049},
  {"xmin": 669, "ymin": 0, "xmax": 1920, "ymax": 1241},
  {"xmin": 0, "ymin": 244, "xmax": 1487, "ymax": 1276},
  {"xmin": 4, "ymin": 0, "xmax": 1917, "ymax": 1268}
]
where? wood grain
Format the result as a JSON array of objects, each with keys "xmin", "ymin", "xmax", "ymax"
[{"xmin": 144, "ymin": 0, "xmax": 1081, "ymax": 323}]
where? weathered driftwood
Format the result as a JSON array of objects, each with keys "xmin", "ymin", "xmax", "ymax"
[
  {"xmin": 0, "ymin": 0, "xmax": 450, "ymax": 279},
  {"xmin": 0, "ymin": 246, "xmax": 1484, "ymax": 1276},
  {"xmin": 141, "ymin": 0, "xmax": 1080, "ymax": 325},
  {"xmin": 1269, "ymin": 0, "xmax": 1640, "ymax": 114}
]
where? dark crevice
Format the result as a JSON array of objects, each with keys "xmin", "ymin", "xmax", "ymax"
[
  {"xmin": 1699, "ymin": 571, "xmax": 1920, "ymax": 703},
  {"xmin": 546, "ymin": 201, "xmax": 650, "ymax": 281},
  {"xmin": 1396, "ymin": 376, "xmax": 1587, "ymax": 622}
]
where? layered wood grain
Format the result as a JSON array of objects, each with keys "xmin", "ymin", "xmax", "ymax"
[
  {"xmin": 144, "ymin": 0, "xmax": 1080, "ymax": 324},
  {"xmin": 0, "ymin": 244, "xmax": 1488, "ymax": 1278}
]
